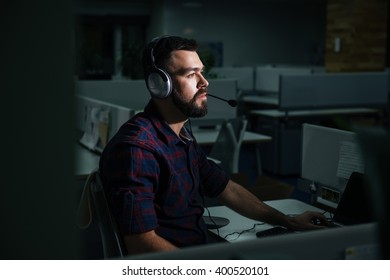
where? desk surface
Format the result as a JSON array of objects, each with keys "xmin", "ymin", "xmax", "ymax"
[
  {"xmin": 192, "ymin": 127, "xmax": 272, "ymax": 146},
  {"xmin": 242, "ymin": 95, "xmax": 279, "ymax": 106},
  {"xmin": 75, "ymin": 144, "xmax": 100, "ymax": 179},
  {"xmin": 205, "ymin": 199, "xmax": 327, "ymax": 242},
  {"xmin": 250, "ymin": 107, "xmax": 379, "ymax": 118},
  {"xmin": 132, "ymin": 199, "xmax": 379, "ymax": 259}
]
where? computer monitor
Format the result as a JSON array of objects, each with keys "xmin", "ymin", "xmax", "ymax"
[
  {"xmin": 76, "ymin": 95, "xmax": 133, "ymax": 153},
  {"xmin": 301, "ymin": 124, "xmax": 365, "ymax": 196}
]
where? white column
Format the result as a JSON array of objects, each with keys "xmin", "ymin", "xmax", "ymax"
[{"xmin": 113, "ymin": 24, "xmax": 123, "ymax": 80}]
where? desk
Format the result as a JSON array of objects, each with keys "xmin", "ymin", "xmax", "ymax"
[
  {"xmin": 242, "ymin": 95, "xmax": 278, "ymax": 106},
  {"xmin": 192, "ymin": 126, "xmax": 271, "ymax": 146},
  {"xmin": 75, "ymin": 144, "xmax": 100, "ymax": 179},
  {"xmin": 192, "ymin": 127, "xmax": 271, "ymax": 175},
  {"xmin": 250, "ymin": 107, "xmax": 379, "ymax": 119},
  {"xmin": 132, "ymin": 199, "xmax": 379, "ymax": 259},
  {"xmin": 205, "ymin": 199, "xmax": 326, "ymax": 243}
]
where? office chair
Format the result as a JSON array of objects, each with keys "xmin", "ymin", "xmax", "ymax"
[
  {"xmin": 209, "ymin": 116, "xmax": 248, "ymax": 174},
  {"xmin": 78, "ymin": 169, "xmax": 127, "ymax": 259}
]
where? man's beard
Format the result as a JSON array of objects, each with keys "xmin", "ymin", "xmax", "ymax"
[{"xmin": 171, "ymin": 89, "xmax": 208, "ymax": 118}]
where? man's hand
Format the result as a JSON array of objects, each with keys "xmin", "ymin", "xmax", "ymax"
[{"xmin": 286, "ymin": 211, "xmax": 329, "ymax": 231}]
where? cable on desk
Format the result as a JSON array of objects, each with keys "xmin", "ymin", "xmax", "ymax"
[
  {"xmin": 223, "ymin": 222, "xmax": 265, "ymax": 241},
  {"xmin": 203, "ymin": 205, "xmax": 220, "ymax": 237}
]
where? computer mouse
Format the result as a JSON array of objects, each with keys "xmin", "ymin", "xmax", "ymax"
[
  {"xmin": 311, "ymin": 217, "xmax": 337, "ymax": 227},
  {"xmin": 311, "ymin": 217, "xmax": 324, "ymax": 225}
]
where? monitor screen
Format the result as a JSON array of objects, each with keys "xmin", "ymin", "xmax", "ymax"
[{"xmin": 301, "ymin": 123, "xmax": 365, "ymax": 190}]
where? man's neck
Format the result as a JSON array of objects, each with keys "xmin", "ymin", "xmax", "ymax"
[{"xmin": 153, "ymin": 99, "xmax": 188, "ymax": 136}]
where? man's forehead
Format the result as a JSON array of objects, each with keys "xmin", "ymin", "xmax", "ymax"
[{"xmin": 168, "ymin": 50, "xmax": 203, "ymax": 73}]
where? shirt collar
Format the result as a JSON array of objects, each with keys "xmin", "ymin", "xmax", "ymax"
[{"xmin": 143, "ymin": 100, "xmax": 193, "ymax": 146}]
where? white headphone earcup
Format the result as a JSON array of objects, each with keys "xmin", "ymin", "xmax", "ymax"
[{"xmin": 146, "ymin": 69, "xmax": 172, "ymax": 99}]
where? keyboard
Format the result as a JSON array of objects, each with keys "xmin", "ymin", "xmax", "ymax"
[{"xmin": 256, "ymin": 226, "xmax": 295, "ymax": 238}]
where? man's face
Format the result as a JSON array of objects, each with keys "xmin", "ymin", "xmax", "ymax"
[{"xmin": 167, "ymin": 50, "xmax": 209, "ymax": 118}]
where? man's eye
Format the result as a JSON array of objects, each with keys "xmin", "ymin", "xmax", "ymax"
[{"xmin": 187, "ymin": 73, "xmax": 195, "ymax": 78}]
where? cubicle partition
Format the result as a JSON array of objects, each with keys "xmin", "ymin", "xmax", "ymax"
[
  {"xmin": 255, "ymin": 66, "xmax": 313, "ymax": 93},
  {"xmin": 76, "ymin": 78, "xmax": 239, "ymax": 127},
  {"xmin": 278, "ymin": 72, "xmax": 389, "ymax": 110},
  {"xmin": 247, "ymin": 69, "xmax": 388, "ymax": 176},
  {"xmin": 209, "ymin": 66, "xmax": 255, "ymax": 92},
  {"xmin": 76, "ymin": 80, "xmax": 150, "ymax": 112},
  {"xmin": 75, "ymin": 95, "xmax": 133, "ymax": 153}
]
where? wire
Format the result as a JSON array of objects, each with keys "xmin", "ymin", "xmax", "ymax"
[
  {"xmin": 223, "ymin": 222, "xmax": 265, "ymax": 241},
  {"xmin": 203, "ymin": 205, "xmax": 220, "ymax": 237}
]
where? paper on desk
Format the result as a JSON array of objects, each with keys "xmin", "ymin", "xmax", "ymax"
[
  {"xmin": 337, "ymin": 140, "xmax": 365, "ymax": 180},
  {"xmin": 80, "ymin": 106, "xmax": 110, "ymax": 151}
]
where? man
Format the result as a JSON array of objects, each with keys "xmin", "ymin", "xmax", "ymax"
[{"xmin": 99, "ymin": 35, "xmax": 327, "ymax": 255}]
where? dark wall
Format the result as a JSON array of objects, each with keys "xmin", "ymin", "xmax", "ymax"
[{"xmin": 1, "ymin": 1, "xmax": 81, "ymax": 259}]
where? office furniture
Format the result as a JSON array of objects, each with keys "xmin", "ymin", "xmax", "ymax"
[
  {"xmin": 242, "ymin": 70, "xmax": 388, "ymax": 176},
  {"xmin": 129, "ymin": 199, "xmax": 379, "ymax": 260},
  {"xmin": 242, "ymin": 94, "xmax": 278, "ymax": 107},
  {"xmin": 255, "ymin": 65, "xmax": 313, "ymax": 93},
  {"xmin": 76, "ymin": 80, "xmax": 150, "ymax": 112},
  {"xmin": 76, "ymin": 95, "xmax": 133, "ymax": 152},
  {"xmin": 205, "ymin": 199, "xmax": 326, "ymax": 242},
  {"xmin": 132, "ymin": 223, "xmax": 379, "ymax": 260},
  {"xmin": 209, "ymin": 67, "xmax": 255, "ymax": 91},
  {"xmin": 240, "ymin": 66, "xmax": 314, "ymax": 111},
  {"xmin": 78, "ymin": 170, "xmax": 127, "ymax": 259},
  {"xmin": 244, "ymin": 71, "xmax": 389, "ymax": 111},
  {"xmin": 252, "ymin": 68, "xmax": 388, "ymax": 109},
  {"xmin": 249, "ymin": 108, "xmax": 381, "ymax": 176},
  {"xmin": 208, "ymin": 116, "xmax": 248, "ymax": 174},
  {"xmin": 278, "ymin": 72, "xmax": 389, "ymax": 110},
  {"xmin": 193, "ymin": 121, "xmax": 272, "ymax": 177},
  {"xmin": 75, "ymin": 144, "xmax": 100, "ymax": 179},
  {"xmin": 251, "ymin": 107, "xmax": 379, "ymax": 119},
  {"xmin": 191, "ymin": 126, "xmax": 271, "ymax": 146},
  {"xmin": 77, "ymin": 78, "xmax": 239, "ymax": 128}
]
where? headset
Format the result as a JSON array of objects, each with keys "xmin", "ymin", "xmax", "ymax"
[{"xmin": 145, "ymin": 36, "xmax": 173, "ymax": 99}]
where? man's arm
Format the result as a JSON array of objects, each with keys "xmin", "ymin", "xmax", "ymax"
[
  {"xmin": 218, "ymin": 180, "xmax": 328, "ymax": 230},
  {"xmin": 124, "ymin": 230, "xmax": 177, "ymax": 255}
]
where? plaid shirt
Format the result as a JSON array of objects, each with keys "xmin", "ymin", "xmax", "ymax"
[{"xmin": 99, "ymin": 100, "xmax": 229, "ymax": 248}]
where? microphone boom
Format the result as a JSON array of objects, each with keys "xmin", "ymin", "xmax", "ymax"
[{"xmin": 207, "ymin": 94, "xmax": 237, "ymax": 107}]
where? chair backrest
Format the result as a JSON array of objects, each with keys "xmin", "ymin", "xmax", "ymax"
[
  {"xmin": 78, "ymin": 170, "xmax": 127, "ymax": 259},
  {"xmin": 209, "ymin": 116, "xmax": 248, "ymax": 174}
]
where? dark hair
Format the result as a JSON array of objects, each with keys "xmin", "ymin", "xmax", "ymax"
[{"xmin": 142, "ymin": 35, "xmax": 198, "ymax": 77}]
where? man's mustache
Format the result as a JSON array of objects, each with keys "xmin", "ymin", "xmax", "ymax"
[{"xmin": 195, "ymin": 88, "xmax": 207, "ymax": 97}]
